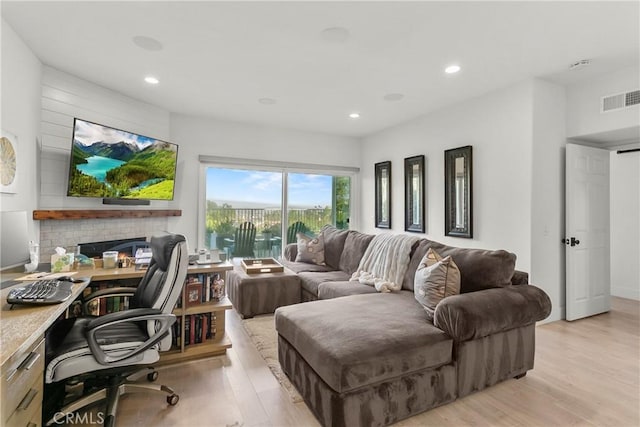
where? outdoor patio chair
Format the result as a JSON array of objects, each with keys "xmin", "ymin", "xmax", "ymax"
[
  {"xmin": 232, "ymin": 222, "xmax": 257, "ymax": 257},
  {"xmin": 286, "ymin": 221, "xmax": 309, "ymax": 244}
]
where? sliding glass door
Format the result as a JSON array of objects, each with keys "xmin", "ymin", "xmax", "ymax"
[{"xmin": 204, "ymin": 166, "xmax": 352, "ymax": 258}]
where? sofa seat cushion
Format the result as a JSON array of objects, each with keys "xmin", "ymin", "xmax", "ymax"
[
  {"xmin": 275, "ymin": 292, "xmax": 453, "ymax": 393},
  {"xmin": 317, "ymin": 281, "xmax": 378, "ymax": 299},
  {"xmin": 298, "ymin": 271, "xmax": 351, "ymax": 296},
  {"xmin": 281, "ymin": 259, "xmax": 335, "ymax": 274}
]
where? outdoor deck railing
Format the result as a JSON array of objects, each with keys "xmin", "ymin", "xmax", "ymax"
[{"xmin": 205, "ymin": 207, "xmax": 334, "ymax": 249}]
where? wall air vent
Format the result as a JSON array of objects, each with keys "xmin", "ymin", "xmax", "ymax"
[{"xmin": 601, "ymin": 89, "xmax": 640, "ymax": 113}]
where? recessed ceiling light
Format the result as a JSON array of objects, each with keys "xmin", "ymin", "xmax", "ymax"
[
  {"xmin": 132, "ymin": 35, "xmax": 163, "ymax": 51},
  {"xmin": 384, "ymin": 93, "xmax": 404, "ymax": 102},
  {"xmin": 320, "ymin": 27, "xmax": 350, "ymax": 43},
  {"xmin": 349, "ymin": 112, "xmax": 360, "ymax": 119},
  {"xmin": 144, "ymin": 76, "xmax": 159, "ymax": 85},
  {"xmin": 445, "ymin": 64, "xmax": 461, "ymax": 74},
  {"xmin": 258, "ymin": 97, "xmax": 277, "ymax": 105}
]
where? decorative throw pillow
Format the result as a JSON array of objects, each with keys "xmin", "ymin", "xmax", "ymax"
[
  {"xmin": 414, "ymin": 248, "xmax": 461, "ymax": 321},
  {"xmin": 295, "ymin": 232, "xmax": 326, "ymax": 266}
]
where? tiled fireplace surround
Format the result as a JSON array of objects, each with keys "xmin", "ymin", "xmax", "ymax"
[{"xmin": 39, "ymin": 217, "xmax": 169, "ymax": 260}]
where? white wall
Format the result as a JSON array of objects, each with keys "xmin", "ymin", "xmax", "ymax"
[
  {"xmin": 0, "ymin": 19, "xmax": 43, "ymax": 244},
  {"xmin": 531, "ymin": 79, "xmax": 567, "ymax": 320},
  {"xmin": 361, "ymin": 80, "xmax": 534, "ymax": 271},
  {"xmin": 610, "ymin": 147, "xmax": 640, "ymax": 300},
  {"xmin": 169, "ymin": 114, "xmax": 361, "ymax": 248},
  {"xmin": 566, "ymin": 66, "xmax": 640, "ymax": 139},
  {"xmin": 361, "ymin": 79, "xmax": 570, "ymax": 321}
]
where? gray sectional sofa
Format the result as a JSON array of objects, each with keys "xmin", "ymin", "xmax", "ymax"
[{"xmin": 275, "ymin": 225, "xmax": 551, "ymax": 427}]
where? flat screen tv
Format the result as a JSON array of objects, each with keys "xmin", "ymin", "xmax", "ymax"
[{"xmin": 67, "ymin": 118, "xmax": 178, "ymax": 201}]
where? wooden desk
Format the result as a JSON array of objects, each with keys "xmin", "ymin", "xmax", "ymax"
[
  {"xmin": 0, "ymin": 278, "xmax": 90, "ymax": 427},
  {"xmin": 0, "ymin": 261, "xmax": 233, "ymax": 425},
  {"xmin": 0, "ymin": 279, "xmax": 90, "ymax": 378}
]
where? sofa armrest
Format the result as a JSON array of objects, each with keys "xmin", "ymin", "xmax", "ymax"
[
  {"xmin": 284, "ymin": 243, "xmax": 298, "ymax": 261},
  {"xmin": 433, "ymin": 285, "xmax": 551, "ymax": 342}
]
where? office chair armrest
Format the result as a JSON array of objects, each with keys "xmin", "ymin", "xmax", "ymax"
[
  {"xmin": 81, "ymin": 287, "xmax": 137, "ymax": 313},
  {"xmin": 86, "ymin": 307, "xmax": 162, "ymax": 329},
  {"xmin": 86, "ymin": 309, "xmax": 176, "ymax": 365}
]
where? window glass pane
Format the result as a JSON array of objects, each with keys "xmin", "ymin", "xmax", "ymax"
[
  {"xmin": 205, "ymin": 167, "xmax": 282, "ymax": 258},
  {"xmin": 286, "ymin": 173, "xmax": 350, "ymax": 244}
]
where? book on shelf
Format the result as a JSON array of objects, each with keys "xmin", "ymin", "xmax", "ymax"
[
  {"xmin": 189, "ymin": 314, "xmax": 196, "ymax": 345},
  {"xmin": 204, "ymin": 275, "xmax": 211, "ymax": 302},
  {"xmin": 201, "ymin": 313, "xmax": 209, "ymax": 343},
  {"xmin": 195, "ymin": 315, "xmax": 202, "ymax": 344},
  {"xmin": 173, "ymin": 317, "xmax": 182, "ymax": 348},
  {"xmin": 185, "ymin": 282, "xmax": 203, "ymax": 308},
  {"xmin": 184, "ymin": 315, "xmax": 191, "ymax": 346}
]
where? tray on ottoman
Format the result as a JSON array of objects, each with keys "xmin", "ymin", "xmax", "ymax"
[{"xmin": 241, "ymin": 258, "xmax": 284, "ymax": 274}]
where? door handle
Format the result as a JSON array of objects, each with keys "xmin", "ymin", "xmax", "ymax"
[{"xmin": 562, "ymin": 237, "xmax": 580, "ymax": 247}]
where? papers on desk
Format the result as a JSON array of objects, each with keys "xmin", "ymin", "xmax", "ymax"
[
  {"xmin": 16, "ymin": 271, "xmax": 78, "ymax": 281},
  {"xmin": 134, "ymin": 248, "xmax": 153, "ymax": 268}
]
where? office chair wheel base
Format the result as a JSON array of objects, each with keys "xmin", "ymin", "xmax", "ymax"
[
  {"xmin": 167, "ymin": 394, "xmax": 179, "ymax": 406},
  {"xmin": 147, "ymin": 371, "xmax": 159, "ymax": 382},
  {"xmin": 104, "ymin": 414, "xmax": 115, "ymax": 427}
]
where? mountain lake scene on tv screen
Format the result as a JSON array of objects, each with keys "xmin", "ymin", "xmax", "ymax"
[{"xmin": 68, "ymin": 128, "xmax": 177, "ymax": 200}]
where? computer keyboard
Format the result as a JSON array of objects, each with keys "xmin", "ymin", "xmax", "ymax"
[{"xmin": 6, "ymin": 279, "xmax": 74, "ymax": 305}]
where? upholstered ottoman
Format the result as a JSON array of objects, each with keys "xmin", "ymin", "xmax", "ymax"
[
  {"xmin": 227, "ymin": 265, "xmax": 300, "ymax": 318},
  {"xmin": 275, "ymin": 292, "xmax": 457, "ymax": 427}
]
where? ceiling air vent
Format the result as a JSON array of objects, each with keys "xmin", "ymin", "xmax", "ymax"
[{"xmin": 601, "ymin": 89, "xmax": 640, "ymax": 113}]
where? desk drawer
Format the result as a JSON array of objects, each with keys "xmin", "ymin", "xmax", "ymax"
[
  {"xmin": 4, "ymin": 373, "xmax": 43, "ymax": 427},
  {"xmin": 2, "ymin": 337, "xmax": 45, "ymax": 426}
]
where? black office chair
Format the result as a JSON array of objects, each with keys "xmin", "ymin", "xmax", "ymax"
[{"xmin": 44, "ymin": 233, "xmax": 189, "ymax": 427}]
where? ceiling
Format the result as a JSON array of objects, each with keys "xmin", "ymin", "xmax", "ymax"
[{"xmin": 2, "ymin": 1, "xmax": 639, "ymax": 138}]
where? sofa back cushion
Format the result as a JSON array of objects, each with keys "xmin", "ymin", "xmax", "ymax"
[
  {"xmin": 338, "ymin": 230, "xmax": 375, "ymax": 275},
  {"xmin": 403, "ymin": 240, "xmax": 429, "ymax": 291},
  {"xmin": 320, "ymin": 225, "xmax": 350, "ymax": 270},
  {"xmin": 403, "ymin": 239, "xmax": 516, "ymax": 293}
]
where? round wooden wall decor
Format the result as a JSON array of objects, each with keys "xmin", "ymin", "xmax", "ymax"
[{"xmin": 0, "ymin": 132, "xmax": 18, "ymax": 193}]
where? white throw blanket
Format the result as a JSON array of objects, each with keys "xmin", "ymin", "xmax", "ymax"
[{"xmin": 350, "ymin": 233, "xmax": 420, "ymax": 293}]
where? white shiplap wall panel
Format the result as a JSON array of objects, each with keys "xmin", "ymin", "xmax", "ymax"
[
  {"xmin": 41, "ymin": 109, "xmax": 73, "ymax": 127},
  {"xmin": 38, "ymin": 67, "xmax": 172, "ymax": 253},
  {"xmin": 40, "ymin": 66, "xmax": 171, "ymax": 209},
  {"xmin": 43, "ymin": 68, "xmax": 169, "ymax": 133},
  {"xmin": 41, "ymin": 121, "xmax": 72, "ymax": 139},
  {"xmin": 41, "ymin": 134, "xmax": 69, "ymax": 150}
]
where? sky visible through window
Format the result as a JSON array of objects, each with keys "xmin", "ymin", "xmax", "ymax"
[{"xmin": 206, "ymin": 168, "xmax": 332, "ymax": 209}]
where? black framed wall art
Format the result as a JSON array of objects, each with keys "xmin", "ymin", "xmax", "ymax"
[
  {"xmin": 444, "ymin": 145, "xmax": 473, "ymax": 238},
  {"xmin": 374, "ymin": 161, "xmax": 391, "ymax": 228},
  {"xmin": 404, "ymin": 155, "xmax": 425, "ymax": 233}
]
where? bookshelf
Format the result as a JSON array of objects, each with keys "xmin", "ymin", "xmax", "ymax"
[
  {"xmin": 162, "ymin": 266, "xmax": 234, "ymax": 364},
  {"xmin": 74, "ymin": 263, "xmax": 234, "ymax": 364}
]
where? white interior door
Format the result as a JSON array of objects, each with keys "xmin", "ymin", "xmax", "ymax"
[{"xmin": 565, "ymin": 143, "xmax": 610, "ymax": 321}]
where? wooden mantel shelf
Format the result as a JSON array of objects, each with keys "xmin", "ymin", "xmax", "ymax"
[{"xmin": 33, "ymin": 209, "xmax": 182, "ymax": 220}]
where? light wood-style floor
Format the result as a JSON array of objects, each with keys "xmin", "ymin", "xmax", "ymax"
[{"xmin": 94, "ymin": 297, "xmax": 639, "ymax": 426}]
